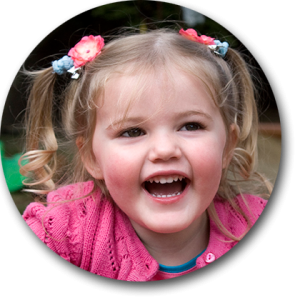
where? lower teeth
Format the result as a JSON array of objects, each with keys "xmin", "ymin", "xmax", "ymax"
[{"xmin": 152, "ymin": 192, "xmax": 181, "ymax": 198}]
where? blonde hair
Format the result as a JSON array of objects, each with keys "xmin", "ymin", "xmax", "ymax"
[{"xmin": 20, "ymin": 28, "xmax": 272, "ymax": 241}]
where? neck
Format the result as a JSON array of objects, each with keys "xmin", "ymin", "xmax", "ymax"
[{"xmin": 130, "ymin": 212, "xmax": 209, "ymax": 266}]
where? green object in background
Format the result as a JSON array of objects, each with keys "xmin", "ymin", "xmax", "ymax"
[{"xmin": 0, "ymin": 140, "xmax": 26, "ymax": 192}]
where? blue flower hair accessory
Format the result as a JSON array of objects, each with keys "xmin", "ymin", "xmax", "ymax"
[
  {"xmin": 52, "ymin": 55, "xmax": 81, "ymax": 79},
  {"xmin": 208, "ymin": 40, "xmax": 229, "ymax": 58},
  {"xmin": 52, "ymin": 55, "xmax": 74, "ymax": 75}
]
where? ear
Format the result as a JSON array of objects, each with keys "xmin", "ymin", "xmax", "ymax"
[
  {"xmin": 222, "ymin": 124, "xmax": 239, "ymax": 169},
  {"xmin": 76, "ymin": 137, "xmax": 104, "ymax": 180}
]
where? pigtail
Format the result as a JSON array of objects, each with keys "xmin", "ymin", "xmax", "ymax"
[
  {"xmin": 226, "ymin": 48, "xmax": 258, "ymax": 168},
  {"xmin": 226, "ymin": 49, "xmax": 258, "ymax": 140},
  {"xmin": 19, "ymin": 67, "xmax": 59, "ymax": 194},
  {"xmin": 225, "ymin": 48, "xmax": 272, "ymax": 196},
  {"xmin": 220, "ymin": 48, "xmax": 259, "ymax": 199},
  {"xmin": 209, "ymin": 48, "xmax": 272, "ymax": 241}
]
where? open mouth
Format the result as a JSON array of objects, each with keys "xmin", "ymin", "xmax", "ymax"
[{"xmin": 143, "ymin": 175, "xmax": 188, "ymax": 198}]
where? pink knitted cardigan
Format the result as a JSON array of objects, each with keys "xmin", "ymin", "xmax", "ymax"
[{"xmin": 23, "ymin": 181, "xmax": 267, "ymax": 281}]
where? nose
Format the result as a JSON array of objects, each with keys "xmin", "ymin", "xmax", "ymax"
[{"xmin": 148, "ymin": 132, "xmax": 182, "ymax": 162}]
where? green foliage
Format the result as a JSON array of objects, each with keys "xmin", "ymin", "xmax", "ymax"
[{"xmin": 91, "ymin": 2, "xmax": 139, "ymax": 21}]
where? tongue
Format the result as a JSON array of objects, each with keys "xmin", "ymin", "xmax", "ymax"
[{"xmin": 145, "ymin": 181, "xmax": 183, "ymax": 196}]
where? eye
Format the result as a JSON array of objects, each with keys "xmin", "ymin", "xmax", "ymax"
[
  {"xmin": 180, "ymin": 122, "xmax": 204, "ymax": 131},
  {"xmin": 121, "ymin": 128, "xmax": 145, "ymax": 137}
]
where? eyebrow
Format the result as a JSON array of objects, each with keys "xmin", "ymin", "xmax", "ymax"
[
  {"xmin": 177, "ymin": 110, "xmax": 213, "ymax": 120},
  {"xmin": 106, "ymin": 110, "xmax": 213, "ymax": 130}
]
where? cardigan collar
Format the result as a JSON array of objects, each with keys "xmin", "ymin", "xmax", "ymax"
[{"xmin": 102, "ymin": 198, "xmax": 234, "ymax": 280}]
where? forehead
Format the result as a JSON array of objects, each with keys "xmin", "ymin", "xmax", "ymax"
[{"xmin": 97, "ymin": 67, "xmax": 219, "ymax": 124}]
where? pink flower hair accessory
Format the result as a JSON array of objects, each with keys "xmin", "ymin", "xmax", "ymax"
[
  {"xmin": 52, "ymin": 35, "xmax": 104, "ymax": 79},
  {"xmin": 179, "ymin": 28, "xmax": 215, "ymax": 45},
  {"xmin": 68, "ymin": 35, "xmax": 104, "ymax": 68}
]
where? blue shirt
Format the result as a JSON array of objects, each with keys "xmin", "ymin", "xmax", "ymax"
[{"xmin": 159, "ymin": 249, "xmax": 206, "ymax": 273}]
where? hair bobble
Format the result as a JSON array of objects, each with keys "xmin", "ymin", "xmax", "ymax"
[
  {"xmin": 179, "ymin": 28, "xmax": 229, "ymax": 58},
  {"xmin": 52, "ymin": 35, "xmax": 104, "ymax": 79}
]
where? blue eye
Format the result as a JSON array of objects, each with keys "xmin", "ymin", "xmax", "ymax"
[
  {"xmin": 121, "ymin": 128, "xmax": 145, "ymax": 137},
  {"xmin": 180, "ymin": 123, "xmax": 204, "ymax": 131}
]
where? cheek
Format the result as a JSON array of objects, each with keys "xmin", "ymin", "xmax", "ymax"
[
  {"xmin": 189, "ymin": 139, "xmax": 225, "ymax": 183},
  {"xmin": 100, "ymin": 148, "xmax": 141, "ymax": 198},
  {"xmin": 105, "ymin": 157, "xmax": 130, "ymax": 189}
]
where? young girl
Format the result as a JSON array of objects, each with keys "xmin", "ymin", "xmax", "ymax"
[{"xmin": 21, "ymin": 28, "xmax": 270, "ymax": 281}]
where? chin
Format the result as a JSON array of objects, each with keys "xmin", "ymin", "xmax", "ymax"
[{"xmin": 145, "ymin": 220, "xmax": 191, "ymax": 234}]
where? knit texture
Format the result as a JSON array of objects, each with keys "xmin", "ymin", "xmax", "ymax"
[{"xmin": 23, "ymin": 181, "xmax": 267, "ymax": 281}]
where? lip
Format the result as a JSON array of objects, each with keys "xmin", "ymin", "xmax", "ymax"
[
  {"xmin": 142, "ymin": 181, "xmax": 190, "ymax": 204},
  {"xmin": 142, "ymin": 170, "xmax": 190, "ymax": 205}
]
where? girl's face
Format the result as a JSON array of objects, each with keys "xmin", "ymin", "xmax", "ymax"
[{"xmin": 86, "ymin": 69, "xmax": 233, "ymax": 234}]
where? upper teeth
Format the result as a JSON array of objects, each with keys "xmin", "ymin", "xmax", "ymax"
[{"xmin": 147, "ymin": 175, "xmax": 185, "ymax": 184}]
